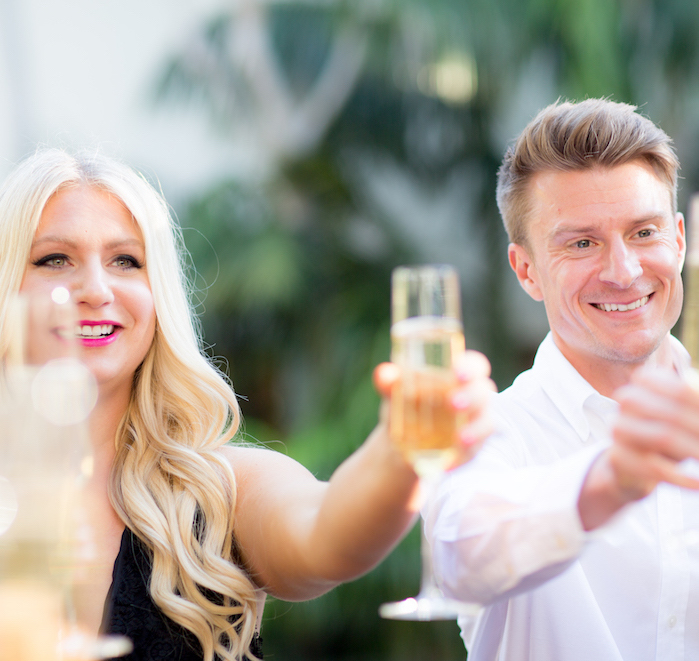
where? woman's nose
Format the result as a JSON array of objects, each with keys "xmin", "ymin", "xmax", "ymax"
[{"xmin": 72, "ymin": 263, "xmax": 114, "ymax": 308}]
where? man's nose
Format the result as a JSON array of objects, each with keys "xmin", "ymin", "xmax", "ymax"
[{"xmin": 598, "ymin": 239, "xmax": 643, "ymax": 288}]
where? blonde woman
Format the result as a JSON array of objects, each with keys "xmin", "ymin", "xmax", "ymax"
[{"xmin": 2, "ymin": 148, "xmax": 494, "ymax": 661}]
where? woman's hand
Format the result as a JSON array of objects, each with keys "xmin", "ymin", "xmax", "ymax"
[
  {"xmin": 579, "ymin": 365, "xmax": 699, "ymax": 530},
  {"xmin": 372, "ymin": 349, "xmax": 496, "ymax": 470},
  {"xmin": 611, "ymin": 366, "xmax": 699, "ymax": 498}
]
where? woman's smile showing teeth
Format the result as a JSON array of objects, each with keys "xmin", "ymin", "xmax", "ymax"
[
  {"xmin": 74, "ymin": 322, "xmax": 120, "ymax": 345},
  {"xmin": 75, "ymin": 323, "xmax": 116, "ymax": 338},
  {"xmin": 593, "ymin": 295, "xmax": 650, "ymax": 312}
]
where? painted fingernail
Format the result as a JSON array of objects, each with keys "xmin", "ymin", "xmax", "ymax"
[
  {"xmin": 459, "ymin": 429, "xmax": 477, "ymax": 446},
  {"xmin": 455, "ymin": 365, "xmax": 472, "ymax": 381},
  {"xmin": 452, "ymin": 392, "xmax": 471, "ymax": 410}
]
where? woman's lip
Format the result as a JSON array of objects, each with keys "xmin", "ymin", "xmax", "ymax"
[{"xmin": 80, "ymin": 329, "xmax": 120, "ymax": 347}]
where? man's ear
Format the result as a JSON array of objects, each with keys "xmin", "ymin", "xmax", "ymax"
[{"xmin": 508, "ymin": 243, "xmax": 544, "ymax": 302}]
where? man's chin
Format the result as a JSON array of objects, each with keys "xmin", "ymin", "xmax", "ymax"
[{"xmin": 594, "ymin": 333, "xmax": 668, "ymax": 366}]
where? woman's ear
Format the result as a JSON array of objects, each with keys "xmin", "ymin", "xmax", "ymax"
[{"xmin": 508, "ymin": 243, "xmax": 544, "ymax": 302}]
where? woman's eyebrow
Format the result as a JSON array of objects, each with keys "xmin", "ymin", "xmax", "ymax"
[{"xmin": 31, "ymin": 236, "xmax": 144, "ymax": 249}]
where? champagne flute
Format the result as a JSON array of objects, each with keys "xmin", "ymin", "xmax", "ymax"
[
  {"xmin": 673, "ymin": 192, "xmax": 699, "ymax": 550},
  {"xmin": 379, "ymin": 265, "xmax": 477, "ymax": 620},
  {"xmin": 682, "ymin": 193, "xmax": 699, "ymax": 366},
  {"xmin": 0, "ymin": 288, "xmax": 130, "ymax": 660}
]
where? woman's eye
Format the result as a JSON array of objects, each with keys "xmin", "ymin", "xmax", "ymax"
[
  {"xmin": 33, "ymin": 254, "xmax": 68, "ymax": 268},
  {"xmin": 113, "ymin": 255, "xmax": 142, "ymax": 269}
]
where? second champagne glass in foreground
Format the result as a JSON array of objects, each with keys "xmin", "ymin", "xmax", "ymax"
[
  {"xmin": 0, "ymin": 289, "xmax": 131, "ymax": 660},
  {"xmin": 379, "ymin": 264, "xmax": 478, "ymax": 621}
]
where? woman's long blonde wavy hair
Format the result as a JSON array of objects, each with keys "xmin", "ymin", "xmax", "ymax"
[{"xmin": 0, "ymin": 148, "xmax": 261, "ymax": 661}]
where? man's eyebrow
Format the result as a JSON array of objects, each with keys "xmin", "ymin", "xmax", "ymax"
[
  {"xmin": 548, "ymin": 213, "xmax": 668, "ymax": 240},
  {"xmin": 550, "ymin": 224, "xmax": 597, "ymax": 237},
  {"xmin": 547, "ymin": 224, "xmax": 600, "ymax": 241}
]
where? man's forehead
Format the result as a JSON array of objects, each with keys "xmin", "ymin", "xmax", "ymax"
[{"xmin": 526, "ymin": 163, "xmax": 674, "ymax": 236}]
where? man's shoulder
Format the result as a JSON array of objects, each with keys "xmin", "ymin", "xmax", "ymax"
[
  {"xmin": 485, "ymin": 354, "xmax": 585, "ymax": 465},
  {"xmin": 494, "ymin": 333, "xmax": 586, "ymax": 419},
  {"xmin": 495, "ymin": 364, "xmax": 549, "ymax": 416}
]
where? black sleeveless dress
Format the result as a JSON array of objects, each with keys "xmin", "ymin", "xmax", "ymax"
[{"xmin": 101, "ymin": 528, "xmax": 263, "ymax": 661}]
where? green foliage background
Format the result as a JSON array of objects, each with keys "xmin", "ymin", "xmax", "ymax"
[{"xmin": 156, "ymin": 1, "xmax": 699, "ymax": 658}]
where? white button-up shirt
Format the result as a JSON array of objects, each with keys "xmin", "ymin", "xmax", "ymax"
[{"xmin": 425, "ymin": 333, "xmax": 699, "ymax": 661}]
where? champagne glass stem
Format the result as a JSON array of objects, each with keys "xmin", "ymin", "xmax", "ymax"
[
  {"xmin": 416, "ymin": 476, "xmax": 441, "ymax": 600},
  {"xmin": 379, "ymin": 508, "xmax": 478, "ymax": 620},
  {"xmin": 418, "ymin": 523, "xmax": 438, "ymax": 597},
  {"xmin": 380, "ymin": 467, "xmax": 479, "ymax": 620}
]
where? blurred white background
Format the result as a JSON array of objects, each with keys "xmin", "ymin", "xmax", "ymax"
[{"xmin": 0, "ymin": 0, "xmax": 240, "ymax": 201}]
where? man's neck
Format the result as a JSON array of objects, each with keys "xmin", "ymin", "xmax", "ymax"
[{"xmin": 552, "ymin": 333, "xmax": 676, "ymax": 400}]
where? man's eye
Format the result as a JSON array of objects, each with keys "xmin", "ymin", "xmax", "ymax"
[
  {"xmin": 637, "ymin": 229, "xmax": 653, "ymax": 238},
  {"xmin": 574, "ymin": 239, "xmax": 591, "ymax": 249}
]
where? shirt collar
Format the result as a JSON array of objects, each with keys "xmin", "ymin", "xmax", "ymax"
[
  {"xmin": 533, "ymin": 333, "xmax": 603, "ymax": 443},
  {"xmin": 669, "ymin": 334, "xmax": 692, "ymax": 375}
]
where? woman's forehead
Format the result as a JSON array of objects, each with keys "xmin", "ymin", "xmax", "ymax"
[{"xmin": 35, "ymin": 185, "xmax": 143, "ymax": 241}]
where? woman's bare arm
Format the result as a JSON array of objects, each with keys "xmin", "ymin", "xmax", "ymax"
[{"xmin": 227, "ymin": 350, "xmax": 495, "ymax": 601}]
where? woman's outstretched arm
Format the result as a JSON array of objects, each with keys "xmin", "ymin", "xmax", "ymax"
[{"xmin": 227, "ymin": 350, "xmax": 495, "ymax": 601}]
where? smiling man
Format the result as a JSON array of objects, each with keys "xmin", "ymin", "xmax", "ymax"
[{"xmin": 426, "ymin": 99, "xmax": 699, "ymax": 660}]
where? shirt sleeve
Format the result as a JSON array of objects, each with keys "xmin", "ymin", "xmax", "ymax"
[{"xmin": 423, "ymin": 434, "xmax": 606, "ymax": 606}]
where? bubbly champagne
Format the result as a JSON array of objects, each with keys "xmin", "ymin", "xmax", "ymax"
[
  {"xmin": 682, "ymin": 194, "xmax": 699, "ymax": 366},
  {"xmin": 0, "ymin": 540, "xmax": 67, "ymax": 661},
  {"xmin": 0, "ymin": 539, "xmax": 75, "ymax": 583},
  {"xmin": 0, "ymin": 579, "xmax": 63, "ymax": 661},
  {"xmin": 390, "ymin": 316, "xmax": 466, "ymax": 476},
  {"xmin": 683, "ymin": 256, "xmax": 699, "ymax": 365}
]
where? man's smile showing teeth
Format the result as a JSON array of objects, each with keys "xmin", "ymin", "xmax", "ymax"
[
  {"xmin": 75, "ymin": 324, "xmax": 115, "ymax": 337},
  {"xmin": 593, "ymin": 296, "xmax": 650, "ymax": 312}
]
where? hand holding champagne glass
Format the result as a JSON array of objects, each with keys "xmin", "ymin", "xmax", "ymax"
[{"xmin": 380, "ymin": 264, "xmax": 480, "ymax": 620}]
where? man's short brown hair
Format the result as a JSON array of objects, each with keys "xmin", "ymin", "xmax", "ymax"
[{"xmin": 497, "ymin": 99, "xmax": 680, "ymax": 248}]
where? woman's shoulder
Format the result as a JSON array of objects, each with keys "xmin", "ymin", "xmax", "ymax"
[
  {"xmin": 220, "ymin": 442, "xmax": 295, "ymax": 468},
  {"xmin": 218, "ymin": 443, "xmax": 319, "ymax": 493}
]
